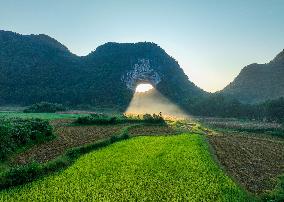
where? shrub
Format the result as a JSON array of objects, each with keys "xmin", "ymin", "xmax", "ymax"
[
  {"xmin": 75, "ymin": 114, "xmax": 117, "ymax": 125},
  {"xmin": 24, "ymin": 102, "xmax": 67, "ymax": 113},
  {"xmin": 262, "ymin": 175, "xmax": 284, "ymax": 202},
  {"xmin": 75, "ymin": 113, "xmax": 165, "ymax": 125},
  {"xmin": 142, "ymin": 113, "xmax": 165, "ymax": 124},
  {"xmin": 0, "ymin": 118, "xmax": 54, "ymax": 161},
  {"xmin": 0, "ymin": 162, "xmax": 42, "ymax": 188}
]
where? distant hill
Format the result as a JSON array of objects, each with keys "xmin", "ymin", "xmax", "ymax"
[
  {"xmin": 0, "ymin": 30, "xmax": 205, "ymax": 110},
  {"xmin": 221, "ymin": 50, "xmax": 284, "ymax": 103}
]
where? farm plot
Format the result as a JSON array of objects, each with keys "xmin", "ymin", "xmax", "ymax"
[
  {"xmin": 13, "ymin": 119, "xmax": 181, "ymax": 164},
  {"xmin": 13, "ymin": 122, "xmax": 127, "ymax": 164},
  {"xmin": 208, "ymin": 132, "xmax": 284, "ymax": 194},
  {"xmin": 0, "ymin": 134, "xmax": 252, "ymax": 201},
  {"xmin": 0, "ymin": 111, "xmax": 86, "ymax": 120},
  {"xmin": 128, "ymin": 124, "xmax": 179, "ymax": 136}
]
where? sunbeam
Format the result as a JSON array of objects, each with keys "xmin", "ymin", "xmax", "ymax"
[{"xmin": 125, "ymin": 84, "xmax": 189, "ymax": 119}]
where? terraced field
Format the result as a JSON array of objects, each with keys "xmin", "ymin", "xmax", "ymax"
[
  {"xmin": 0, "ymin": 134, "xmax": 252, "ymax": 201},
  {"xmin": 1, "ymin": 113, "xmax": 282, "ymax": 201},
  {"xmin": 14, "ymin": 123, "xmax": 128, "ymax": 164}
]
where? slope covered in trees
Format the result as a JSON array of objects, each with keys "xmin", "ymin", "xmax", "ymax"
[
  {"xmin": 0, "ymin": 30, "xmax": 205, "ymax": 110},
  {"xmin": 221, "ymin": 49, "xmax": 284, "ymax": 103},
  {"xmin": 1, "ymin": 30, "xmax": 283, "ymax": 120}
]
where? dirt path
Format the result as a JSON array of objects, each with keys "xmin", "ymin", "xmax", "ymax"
[{"xmin": 208, "ymin": 132, "xmax": 284, "ymax": 194}]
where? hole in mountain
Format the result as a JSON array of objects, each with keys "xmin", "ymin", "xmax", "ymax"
[
  {"xmin": 126, "ymin": 83, "xmax": 188, "ymax": 118},
  {"xmin": 135, "ymin": 83, "xmax": 154, "ymax": 93}
]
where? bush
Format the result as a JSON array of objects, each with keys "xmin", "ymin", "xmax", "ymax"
[
  {"xmin": 75, "ymin": 114, "xmax": 117, "ymax": 125},
  {"xmin": 24, "ymin": 102, "xmax": 67, "ymax": 113},
  {"xmin": 75, "ymin": 113, "xmax": 165, "ymax": 125},
  {"xmin": 262, "ymin": 175, "xmax": 284, "ymax": 202},
  {"xmin": 142, "ymin": 113, "xmax": 165, "ymax": 124},
  {"xmin": 0, "ymin": 118, "xmax": 54, "ymax": 161}
]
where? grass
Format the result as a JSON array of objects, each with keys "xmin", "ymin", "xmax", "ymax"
[
  {"xmin": 0, "ymin": 112, "xmax": 86, "ymax": 120},
  {"xmin": 0, "ymin": 134, "xmax": 253, "ymax": 201},
  {"xmin": 0, "ymin": 125, "xmax": 131, "ymax": 189}
]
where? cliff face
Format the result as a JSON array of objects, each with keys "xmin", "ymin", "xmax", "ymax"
[
  {"xmin": 0, "ymin": 31, "xmax": 204, "ymax": 109},
  {"xmin": 221, "ymin": 50, "xmax": 284, "ymax": 103}
]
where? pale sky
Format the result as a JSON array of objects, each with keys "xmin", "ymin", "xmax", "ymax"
[{"xmin": 0, "ymin": 0, "xmax": 283, "ymax": 92}]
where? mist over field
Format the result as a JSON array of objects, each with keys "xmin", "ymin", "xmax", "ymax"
[{"xmin": 126, "ymin": 88, "xmax": 187, "ymax": 118}]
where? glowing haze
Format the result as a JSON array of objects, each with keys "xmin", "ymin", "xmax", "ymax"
[
  {"xmin": 126, "ymin": 86, "xmax": 188, "ymax": 118},
  {"xmin": 0, "ymin": 0, "xmax": 283, "ymax": 92},
  {"xmin": 135, "ymin": 84, "xmax": 154, "ymax": 93}
]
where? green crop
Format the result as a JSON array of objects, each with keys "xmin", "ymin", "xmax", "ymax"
[
  {"xmin": 0, "ymin": 112, "xmax": 86, "ymax": 120},
  {"xmin": 0, "ymin": 134, "xmax": 253, "ymax": 201}
]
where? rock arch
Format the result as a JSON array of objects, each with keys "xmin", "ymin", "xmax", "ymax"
[{"xmin": 121, "ymin": 59, "xmax": 161, "ymax": 90}]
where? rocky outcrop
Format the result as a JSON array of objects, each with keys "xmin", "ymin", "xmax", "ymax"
[{"xmin": 121, "ymin": 59, "xmax": 161, "ymax": 90}]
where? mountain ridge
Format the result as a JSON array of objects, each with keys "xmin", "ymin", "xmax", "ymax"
[
  {"xmin": 0, "ymin": 30, "xmax": 205, "ymax": 110},
  {"xmin": 0, "ymin": 30, "xmax": 283, "ymax": 107},
  {"xmin": 221, "ymin": 49, "xmax": 284, "ymax": 103}
]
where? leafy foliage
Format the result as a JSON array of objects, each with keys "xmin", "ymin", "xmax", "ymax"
[
  {"xmin": 23, "ymin": 102, "xmax": 67, "ymax": 113},
  {"xmin": 264, "ymin": 175, "xmax": 284, "ymax": 202},
  {"xmin": 0, "ymin": 118, "xmax": 53, "ymax": 160},
  {"xmin": 75, "ymin": 114, "xmax": 117, "ymax": 125},
  {"xmin": 142, "ymin": 113, "xmax": 165, "ymax": 124},
  {"xmin": 75, "ymin": 113, "xmax": 165, "ymax": 125}
]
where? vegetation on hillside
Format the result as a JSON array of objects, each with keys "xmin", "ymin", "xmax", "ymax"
[
  {"xmin": 221, "ymin": 49, "xmax": 284, "ymax": 103},
  {"xmin": 24, "ymin": 102, "xmax": 67, "ymax": 113},
  {"xmin": 189, "ymin": 94, "xmax": 284, "ymax": 123},
  {"xmin": 0, "ymin": 30, "xmax": 204, "ymax": 110}
]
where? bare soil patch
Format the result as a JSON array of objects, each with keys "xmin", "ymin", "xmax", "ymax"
[
  {"xmin": 128, "ymin": 124, "xmax": 178, "ymax": 136},
  {"xmin": 208, "ymin": 132, "xmax": 284, "ymax": 194},
  {"xmin": 13, "ymin": 120, "xmax": 127, "ymax": 164}
]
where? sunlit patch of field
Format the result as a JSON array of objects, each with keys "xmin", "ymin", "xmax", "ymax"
[
  {"xmin": 125, "ymin": 112, "xmax": 190, "ymax": 121},
  {"xmin": 125, "ymin": 87, "xmax": 189, "ymax": 119},
  {"xmin": 0, "ymin": 134, "xmax": 253, "ymax": 201}
]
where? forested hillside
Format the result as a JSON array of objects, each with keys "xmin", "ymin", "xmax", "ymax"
[
  {"xmin": 222, "ymin": 49, "xmax": 284, "ymax": 103},
  {"xmin": 0, "ymin": 30, "xmax": 204, "ymax": 110},
  {"xmin": 1, "ymin": 30, "xmax": 283, "ymax": 118}
]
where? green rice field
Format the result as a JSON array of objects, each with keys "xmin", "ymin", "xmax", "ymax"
[
  {"xmin": 0, "ymin": 111, "xmax": 85, "ymax": 120},
  {"xmin": 0, "ymin": 134, "xmax": 253, "ymax": 201}
]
